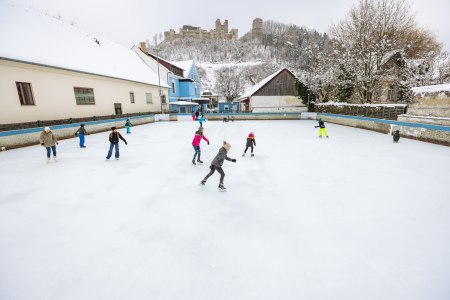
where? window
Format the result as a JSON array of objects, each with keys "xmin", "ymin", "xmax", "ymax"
[
  {"xmin": 161, "ymin": 94, "xmax": 167, "ymax": 104},
  {"xmin": 146, "ymin": 92, "xmax": 153, "ymax": 104},
  {"xmin": 74, "ymin": 87, "xmax": 95, "ymax": 105},
  {"xmin": 171, "ymin": 81, "xmax": 176, "ymax": 93},
  {"xmin": 16, "ymin": 82, "xmax": 35, "ymax": 105},
  {"xmin": 114, "ymin": 103, "xmax": 122, "ymax": 115},
  {"xmin": 387, "ymin": 85, "xmax": 394, "ymax": 102},
  {"xmin": 130, "ymin": 92, "xmax": 135, "ymax": 103}
]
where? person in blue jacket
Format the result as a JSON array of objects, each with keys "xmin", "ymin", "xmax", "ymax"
[
  {"xmin": 125, "ymin": 118, "xmax": 133, "ymax": 134},
  {"xmin": 198, "ymin": 115, "xmax": 206, "ymax": 127}
]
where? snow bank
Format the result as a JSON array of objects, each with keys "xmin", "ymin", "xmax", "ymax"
[{"xmin": 412, "ymin": 84, "xmax": 450, "ymax": 95}]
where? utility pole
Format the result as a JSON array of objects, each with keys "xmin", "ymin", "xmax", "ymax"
[{"xmin": 154, "ymin": 46, "xmax": 163, "ymax": 113}]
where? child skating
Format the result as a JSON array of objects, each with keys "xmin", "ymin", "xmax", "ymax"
[
  {"xmin": 198, "ymin": 115, "xmax": 206, "ymax": 127},
  {"xmin": 242, "ymin": 132, "xmax": 256, "ymax": 157},
  {"xmin": 106, "ymin": 127, "xmax": 127, "ymax": 160},
  {"xmin": 200, "ymin": 141, "xmax": 236, "ymax": 191},
  {"xmin": 392, "ymin": 130, "xmax": 400, "ymax": 143},
  {"xmin": 125, "ymin": 118, "xmax": 133, "ymax": 134},
  {"xmin": 192, "ymin": 127, "xmax": 210, "ymax": 165},
  {"xmin": 39, "ymin": 127, "xmax": 58, "ymax": 163},
  {"xmin": 315, "ymin": 118, "xmax": 329, "ymax": 138},
  {"xmin": 74, "ymin": 124, "xmax": 89, "ymax": 148}
]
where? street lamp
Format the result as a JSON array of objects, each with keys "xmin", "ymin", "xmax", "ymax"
[{"xmin": 154, "ymin": 46, "xmax": 163, "ymax": 113}]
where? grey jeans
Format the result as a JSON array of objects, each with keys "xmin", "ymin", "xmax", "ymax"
[{"xmin": 203, "ymin": 166, "xmax": 225, "ymax": 184}]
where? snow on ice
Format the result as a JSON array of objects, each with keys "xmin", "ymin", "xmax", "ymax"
[{"xmin": 0, "ymin": 120, "xmax": 449, "ymax": 300}]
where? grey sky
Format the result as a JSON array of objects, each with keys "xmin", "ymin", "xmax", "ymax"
[{"xmin": 9, "ymin": 0, "xmax": 450, "ymax": 51}]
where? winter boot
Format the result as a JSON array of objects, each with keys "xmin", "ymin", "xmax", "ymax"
[
  {"xmin": 218, "ymin": 183, "xmax": 226, "ymax": 191},
  {"xmin": 192, "ymin": 159, "xmax": 196, "ymax": 165}
]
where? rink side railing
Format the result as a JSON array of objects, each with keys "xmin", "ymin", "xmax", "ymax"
[{"xmin": 1, "ymin": 112, "xmax": 449, "ymax": 149}]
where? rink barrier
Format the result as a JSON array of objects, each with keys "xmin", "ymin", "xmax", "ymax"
[
  {"xmin": 0, "ymin": 115, "xmax": 155, "ymax": 150},
  {"xmin": 318, "ymin": 113, "xmax": 450, "ymax": 146}
]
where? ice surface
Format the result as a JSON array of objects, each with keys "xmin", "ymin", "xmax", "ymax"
[{"xmin": 0, "ymin": 120, "xmax": 449, "ymax": 300}]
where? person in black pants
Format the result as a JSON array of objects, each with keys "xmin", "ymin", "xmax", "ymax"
[
  {"xmin": 106, "ymin": 127, "xmax": 127, "ymax": 160},
  {"xmin": 200, "ymin": 141, "xmax": 236, "ymax": 190}
]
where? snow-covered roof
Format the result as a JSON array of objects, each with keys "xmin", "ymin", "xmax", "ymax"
[
  {"xmin": 238, "ymin": 68, "xmax": 288, "ymax": 100},
  {"xmin": 170, "ymin": 60, "xmax": 194, "ymax": 77},
  {"xmin": 412, "ymin": 84, "xmax": 450, "ymax": 95},
  {"xmin": 0, "ymin": 2, "xmax": 167, "ymax": 87},
  {"xmin": 169, "ymin": 101, "xmax": 199, "ymax": 106}
]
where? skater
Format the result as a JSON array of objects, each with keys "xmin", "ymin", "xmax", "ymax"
[
  {"xmin": 192, "ymin": 127, "xmax": 210, "ymax": 165},
  {"xmin": 125, "ymin": 118, "xmax": 133, "ymax": 134},
  {"xmin": 195, "ymin": 110, "xmax": 199, "ymax": 120},
  {"xmin": 192, "ymin": 111, "xmax": 196, "ymax": 121},
  {"xmin": 198, "ymin": 115, "xmax": 206, "ymax": 127},
  {"xmin": 39, "ymin": 127, "xmax": 58, "ymax": 163},
  {"xmin": 315, "ymin": 118, "xmax": 329, "ymax": 138},
  {"xmin": 74, "ymin": 124, "xmax": 88, "ymax": 148},
  {"xmin": 200, "ymin": 141, "xmax": 236, "ymax": 191},
  {"xmin": 106, "ymin": 127, "xmax": 127, "ymax": 160},
  {"xmin": 242, "ymin": 132, "xmax": 256, "ymax": 157},
  {"xmin": 392, "ymin": 130, "xmax": 400, "ymax": 143}
]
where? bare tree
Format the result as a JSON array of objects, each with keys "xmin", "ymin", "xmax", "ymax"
[
  {"xmin": 330, "ymin": 0, "xmax": 440, "ymax": 102},
  {"xmin": 214, "ymin": 67, "xmax": 245, "ymax": 101}
]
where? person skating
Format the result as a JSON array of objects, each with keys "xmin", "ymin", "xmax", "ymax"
[
  {"xmin": 195, "ymin": 110, "xmax": 199, "ymax": 120},
  {"xmin": 315, "ymin": 118, "xmax": 329, "ymax": 138},
  {"xmin": 200, "ymin": 141, "xmax": 236, "ymax": 191},
  {"xmin": 392, "ymin": 130, "xmax": 400, "ymax": 143},
  {"xmin": 74, "ymin": 124, "xmax": 89, "ymax": 148},
  {"xmin": 192, "ymin": 127, "xmax": 210, "ymax": 165},
  {"xmin": 192, "ymin": 111, "xmax": 196, "ymax": 121},
  {"xmin": 125, "ymin": 118, "xmax": 133, "ymax": 134},
  {"xmin": 39, "ymin": 127, "xmax": 58, "ymax": 163},
  {"xmin": 198, "ymin": 115, "xmax": 206, "ymax": 127},
  {"xmin": 242, "ymin": 132, "xmax": 256, "ymax": 157},
  {"xmin": 106, "ymin": 127, "xmax": 127, "ymax": 160}
]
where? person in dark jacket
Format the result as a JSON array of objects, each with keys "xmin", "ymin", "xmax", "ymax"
[
  {"xmin": 242, "ymin": 132, "xmax": 256, "ymax": 157},
  {"xmin": 106, "ymin": 127, "xmax": 127, "ymax": 160},
  {"xmin": 314, "ymin": 118, "xmax": 329, "ymax": 138},
  {"xmin": 392, "ymin": 130, "xmax": 400, "ymax": 143},
  {"xmin": 125, "ymin": 118, "xmax": 133, "ymax": 134},
  {"xmin": 74, "ymin": 124, "xmax": 89, "ymax": 148},
  {"xmin": 195, "ymin": 110, "xmax": 199, "ymax": 120},
  {"xmin": 200, "ymin": 141, "xmax": 236, "ymax": 190}
]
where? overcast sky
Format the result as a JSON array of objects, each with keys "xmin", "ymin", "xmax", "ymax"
[{"xmin": 7, "ymin": 0, "xmax": 450, "ymax": 51}]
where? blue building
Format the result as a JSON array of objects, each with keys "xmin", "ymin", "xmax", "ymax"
[
  {"xmin": 144, "ymin": 52, "xmax": 203, "ymax": 113},
  {"xmin": 218, "ymin": 100, "xmax": 240, "ymax": 113}
]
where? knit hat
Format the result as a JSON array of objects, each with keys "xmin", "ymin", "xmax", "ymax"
[
  {"xmin": 248, "ymin": 132, "xmax": 254, "ymax": 138},
  {"xmin": 223, "ymin": 141, "xmax": 231, "ymax": 152},
  {"xmin": 44, "ymin": 127, "xmax": 50, "ymax": 132},
  {"xmin": 111, "ymin": 127, "xmax": 116, "ymax": 130}
]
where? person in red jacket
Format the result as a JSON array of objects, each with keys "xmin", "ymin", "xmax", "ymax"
[{"xmin": 192, "ymin": 127, "xmax": 209, "ymax": 165}]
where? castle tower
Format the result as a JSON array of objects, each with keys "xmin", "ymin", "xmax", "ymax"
[
  {"xmin": 252, "ymin": 18, "xmax": 263, "ymax": 39},
  {"xmin": 223, "ymin": 20, "xmax": 229, "ymax": 34}
]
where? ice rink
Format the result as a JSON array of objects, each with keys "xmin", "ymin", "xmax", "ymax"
[{"xmin": 0, "ymin": 120, "xmax": 449, "ymax": 300}]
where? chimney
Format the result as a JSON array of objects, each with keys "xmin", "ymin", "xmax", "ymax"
[{"xmin": 140, "ymin": 42, "xmax": 148, "ymax": 53}]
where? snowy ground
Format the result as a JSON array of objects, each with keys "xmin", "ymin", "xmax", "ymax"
[{"xmin": 0, "ymin": 120, "xmax": 449, "ymax": 300}]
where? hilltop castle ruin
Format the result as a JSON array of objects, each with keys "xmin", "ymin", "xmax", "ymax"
[{"xmin": 164, "ymin": 19, "xmax": 238, "ymax": 41}]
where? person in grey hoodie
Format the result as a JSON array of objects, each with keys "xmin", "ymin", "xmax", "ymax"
[{"xmin": 200, "ymin": 141, "xmax": 236, "ymax": 190}]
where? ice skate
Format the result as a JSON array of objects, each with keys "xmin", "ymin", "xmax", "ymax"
[
  {"xmin": 53, "ymin": 156, "xmax": 58, "ymax": 162},
  {"xmin": 251, "ymin": 153, "xmax": 254, "ymax": 157},
  {"xmin": 218, "ymin": 183, "xmax": 227, "ymax": 192},
  {"xmin": 199, "ymin": 180, "xmax": 206, "ymax": 186},
  {"xmin": 242, "ymin": 153, "xmax": 245, "ymax": 157},
  {"xmin": 46, "ymin": 157, "xmax": 50, "ymax": 164},
  {"xmin": 197, "ymin": 159, "xmax": 203, "ymax": 164},
  {"xmin": 115, "ymin": 157, "xmax": 119, "ymax": 160},
  {"xmin": 192, "ymin": 159, "xmax": 196, "ymax": 165}
]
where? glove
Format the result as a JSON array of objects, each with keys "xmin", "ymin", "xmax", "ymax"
[
  {"xmin": 207, "ymin": 141, "xmax": 210, "ymax": 145},
  {"xmin": 56, "ymin": 142, "xmax": 59, "ymax": 145},
  {"xmin": 314, "ymin": 126, "xmax": 318, "ymax": 128},
  {"xmin": 74, "ymin": 133, "xmax": 77, "ymax": 136},
  {"xmin": 231, "ymin": 159, "xmax": 236, "ymax": 163},
  {"xmin": 125, "ymin": 142, "xmax": 128, "ymax": 145}
]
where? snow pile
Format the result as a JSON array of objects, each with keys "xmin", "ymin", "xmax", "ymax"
[
  {"xmin": 412, "ymin": 84, "xmax": 450, "ymax": 95},
  {"xmin": 316, "ymin": 102, "xmax": 407, "ymax": 107},
  {"xmin": 0, "ymin": 2, "xmax": 166, "ymax": 87}
]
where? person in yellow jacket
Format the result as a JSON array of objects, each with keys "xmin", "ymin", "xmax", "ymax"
[
  {"xmin": 39, "ymin": 127, "xmax": 58, "ymax": 163},
  {"xmin": 315, "ymin": 118, "xmax": 329, "ymax": 138}
]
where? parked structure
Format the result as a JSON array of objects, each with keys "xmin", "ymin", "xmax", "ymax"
[
  {"xmin": 0, "ymin": 3, "xmax": 168, "ymax": 126},
  {"xmin": 238, "ymin": 68, "xmax": 307, "ymax": 112},
  {"xmin": 164, "ymin": 19, "xmax": 238, "ymax": 41}
]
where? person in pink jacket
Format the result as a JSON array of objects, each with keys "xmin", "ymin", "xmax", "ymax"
[{"xmin": 192, "ymin": 127, "xmax": 209, "ymax": 165}]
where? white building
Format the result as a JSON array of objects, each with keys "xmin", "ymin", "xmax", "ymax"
[{"xmin": 0, "ymin": 2, "xmax": 168, "ymax": 125}]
